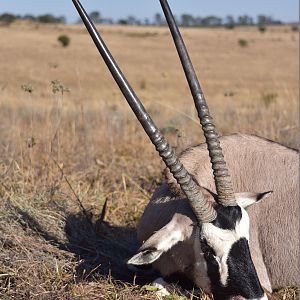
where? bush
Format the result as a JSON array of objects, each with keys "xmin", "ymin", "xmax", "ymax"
[
  {"xmin": 38, "ymin": 14, "xmax": 65, "ymax": 24},
  {"xmin": 57, "ymin": 35, "xmax": 70, "ymax": 47},
  {"xmin": 0, "ymin": 13, "xmax": 18, "ymax": 25},
  {"xmin": 261, "ymin": 93, "xmax": 278, "ymax": 107},
  {"xmin": 258, "ymin": 25, "xmax": 267, "ymax": 33},
  {"xmin": 225, "ymin": 23, "xmax": 235, "ymax": 30},
  {"xmin": 238, "ymin": 39, "xmax": 248, "ymax": 47},
  {"xmin": 140, "ymin": 80, "xmax": 147, "ymax": 90},
  {"xmin": 291, "ymin": 25, "xmax": 298, "ymax": 32},
  {"xmin": 118, "ymin": 19, "xmax": 128, "ymax": 25}
]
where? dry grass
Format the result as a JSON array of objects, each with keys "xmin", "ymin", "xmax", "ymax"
[{"xmin": 0, "ymin": 22, "xmax": 298, "ymax": 299}]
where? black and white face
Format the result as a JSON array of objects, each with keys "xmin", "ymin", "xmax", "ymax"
[
  {"xmin": 200, "ymin": 204, "xmax": 267, "ymax": 300},
  {"xmin": 128, "ymin": 191, "xmax": 272, "ymax": 299}
]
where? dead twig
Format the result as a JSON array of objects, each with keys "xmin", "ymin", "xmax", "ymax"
[{"xmin": 48, "ymin": 154, "xmax": 91, "ymax": 222}]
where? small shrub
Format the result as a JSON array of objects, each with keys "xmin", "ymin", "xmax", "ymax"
[
  {"xmin": 118, "ymin": 19, "xmax": 128, "ymax": 25},
  {"xmin": 50, "ymin": 80, "xmax": 70, "ymax": 94},
  {"xmin": 140, "ymin": 80, "xmax": 147, "ymax": 90},
  {"xmin": 57, "ymin": 35, "xmax": 70, "ymax": 47},
  {"xmin": 258, "ymin": 26, "xmax": 267, "ymax": 33},
  {"xmin": 238, "ymin": 39, "xmax": 248, "ymax": 47},
  {"xmin": 225, "ymin": 23, "xmax": 235, "ymax": 30},
  {"xmin": 291, "ymin": 25, "xmax": 299, "ymax": 32},
  {"xmin": 26, "ymin": 137, "xmax": 36, "ymax": 148},
  {"xmin": 21, "ymin": 83, "xmax": 34, "ymax": 94},
  {"xmin": 261, "ymin": 93, "xmax": 278, "ymax": 107},
  {"xmin": 224, "ymin": 92, "xmax": 235, "ymax": 97},
  {"xmin": 127, "ymin": 32, "xmax": 158, "ymax": 38}
]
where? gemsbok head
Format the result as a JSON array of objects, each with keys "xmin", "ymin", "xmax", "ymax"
[{"xmin": 72, "ymin": 1, "xmax": 298, "ymax": 299}]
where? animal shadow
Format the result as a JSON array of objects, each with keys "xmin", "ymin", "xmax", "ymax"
[
  {"xmin": 64, "ymin": 211, "xmax": 158, "ymax": 285},
  {"xmin": 8, "ymin": 200, "xmax": 158, "ymax": 286}
]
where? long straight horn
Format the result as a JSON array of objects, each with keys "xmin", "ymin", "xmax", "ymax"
[
  {"xmin": 160, "ymin": 0, "xmax": 236, "ymax": 207},
  {"xmin": 72, "ymin": 0, "xmax": 217, "ymax": 223}
]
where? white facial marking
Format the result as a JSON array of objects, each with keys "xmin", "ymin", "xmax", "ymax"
[
  {"xmin": 236, "ymin": 207, "xmax": 250, "ymax": 240},
  {"xmin": 202, "ymin": 208, "xmax": 250, "ymax": 286}
]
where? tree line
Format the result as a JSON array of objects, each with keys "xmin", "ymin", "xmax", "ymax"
[
  {"xmin": 78, "ymin": 11, "xmax": 285, "ymax": 27},
  {"xmin": 0, "ymin": 11, "xmax": 287, "ymax": 27},
  {"xmin": 0, "ymin": 13, "xmax": 66, "ymax": 25}
]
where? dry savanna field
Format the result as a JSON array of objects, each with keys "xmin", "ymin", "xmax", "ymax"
[{"xmin": 0, "ymin": 21, "xmax": 298, "ymax": 299}]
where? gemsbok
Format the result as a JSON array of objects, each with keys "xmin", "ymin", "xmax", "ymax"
[{"xmin": 72, "ymin": 0, "xmax": 298, "ymax": 299}]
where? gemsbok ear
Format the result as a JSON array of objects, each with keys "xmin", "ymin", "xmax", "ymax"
[
  {"xmin": 127, "ymin": 227, "xmax": 185, "ymax": 265},
  {"xmin": 128, "ymin": 214, "xmax": 192, "ymax": 265},
  {"xmin": 128, "ymin": 248, "xmax": 164, "ymax": 265},
  {"xmin": 235, "ymin": 191, "xmax": 273, "ymax": 209}
]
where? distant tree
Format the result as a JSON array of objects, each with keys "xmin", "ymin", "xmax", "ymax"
[
  {"xmin": 89, "ymin": 11, "xmax": 102, "ymax": 23},
  {"xmin": 144, "ymin": 18, "xmax": 150, "ymax": 26},
  {"xmin": 202, "ymin": 16, "xmax": 222, "ymax": 27},
  {"xmin": 118, "ymin": 19, "xmax": 128, "ymax": 25},
  {"xmin": 270, "ymin": 19, "xmax": 283, "ymax": 25},
  {"xmin": 102, "ymin": 18, "xmax": 114, "ymax": 25},
  {"xmin": 23, "ymin": 14, "xmax": 36, "ymax": 21},
  {"xmin": 237, "ymin": 15, "xmax": 254, "ymax": 26},
  {"xmin": 37, "ymin": 14, "xmax": 65, "ymax": 24},
  {"xmin": 248, "ymin": 16, "xmax": 254, "ymax": 25},
  {"xmin": 226, "ymin": 15, "xmax": 235, "ymax": 25},
  {"xmin": 225, "ymin": 15, "xmax": 235, "ymax": 29},
  {"xmin": 181, "ymin": 14, "xmax": 195, "ymax": 27},
  {"xmin": 57, "ymin": 16, "xmax": 66, "ymax": 24},
  {"xmin": 127, "ymin": 15, "xmax": 137, "ymax": 25},
  {"xmin": 257, "ymin": 15, "xmax": 273, "ymax": 25},
  {"xmin": 37, "ymin": 14, "xmax": 55, "ymax": 23},
  {"xmin": 194, "ymin": 16, "xmax": 203, "ymax": 27},
  {"xmin": 154, "ymin": 13, "xmax": 163, "ymax": 26},
  {"xmin": 0, "ymin": 13, "xmax": 18, "ymax": 24}
]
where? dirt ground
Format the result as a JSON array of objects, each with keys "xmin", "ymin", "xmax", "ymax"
[{"xmin": 0, "ymin": 22, "xmax": 298, "ymax": 299}]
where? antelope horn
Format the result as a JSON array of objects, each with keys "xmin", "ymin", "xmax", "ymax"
[
  {"xmin": 160, "ymin": 0, "xmax": 236, "ymax": 207},
  {"xmin": 72, "ymin": 0, "xmax": 217, "ymax": 223}
]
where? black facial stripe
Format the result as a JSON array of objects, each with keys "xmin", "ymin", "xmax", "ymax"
[
  {"xmin": 227, "ymin": 238, "xmax": 264, "ymax": 298},
  {"xmin": 212, "ymin": 205, "xmax": 242, "ymax": 230},
  {"xmin": 203, "ymin": 238, "xmax": 264, "ymax": 300}
]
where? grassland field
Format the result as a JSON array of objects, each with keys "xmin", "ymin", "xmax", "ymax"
[{"xmin": 0, "ymin": 22, "xmax": 298, "ymax": 299}]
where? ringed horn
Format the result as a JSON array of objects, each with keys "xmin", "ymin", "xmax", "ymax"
[
  {"xmin": 160, "ymin": 0, "xmax": 236, "ymax": 206},
  {"xmin": 71, "ymin": 0, "xmax": 216, "ymax": 223}
]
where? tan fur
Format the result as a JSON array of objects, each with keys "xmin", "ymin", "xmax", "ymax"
[{"xmin": 137, "ymin": 133, "xmax": 298, "ymax": 291}]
